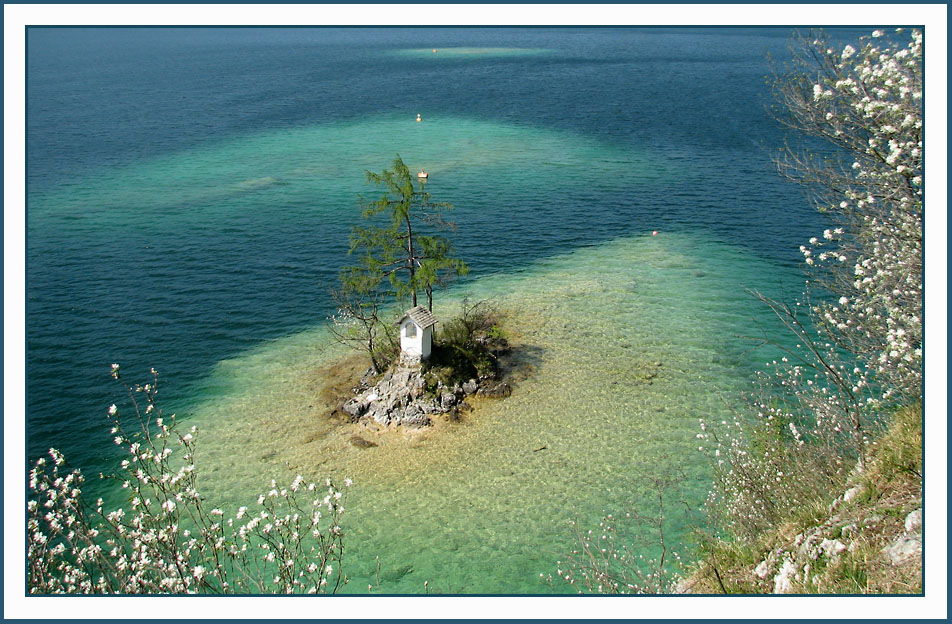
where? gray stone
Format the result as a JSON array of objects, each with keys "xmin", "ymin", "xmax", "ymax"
[
  {"xmin": 342, "ymin": 399, "xmax": 365, "ymax": 418},
  {"xmin": 819, "ymin": 538, "xmax": 847, "ymax": 558},
  {"xmin": 421, "ymin": 399, "xmax": 444, "ymax": 415},
  {"xmin": 440, "ymin": 391, "xmax": 458, "ymax": 410},
  {"xmin": 904, "ymin": 509, "xmax": 922, "ymax": 533},
  {"xmin": 772, "ymin": 558, "xmax": 797, "ymax": 594},
  {"xmin": 359, "ymin": 367, "xmax": 377, "ymax": 386},
  {"xmin": 883, "ymin": 535, "xmax": 921, "ymax": 566},
  {"xmin": 796, "ymin": 532, "xmax": 822, "ymax": 560},
  {"xmin": 401, "ymin": 404, "xmax": 429, "ymax": 427},
  {"xmin": 478, "ymin": 382, "xmax": 512, "ymax": 398},
  {"xmin": 840, "ymin": 523, "xmax": 859, "ymax": 539},
  {"xmin": 843, "ymin": 485, "xmax": 862, "ymax": 503},
  {"xmin": 754, "ymin": 559, "xmax": 771, "ymax": 579},
  {"xmin": 462, "ymin": 379, "xmax": 479, "ymax": 395}
]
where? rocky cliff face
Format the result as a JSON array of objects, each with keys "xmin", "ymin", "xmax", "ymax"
[
  {"xmin": 677, "ymin": 406, "xmax": 922, "ymax": 595},
  {"xmin": 340, "ymin": 365, "xmax": 512, "ymax": 428}
]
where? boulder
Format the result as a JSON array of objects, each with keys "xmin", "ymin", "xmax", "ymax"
[
  {"xmin": 401, "ymin": 404, "xmax": 429, "ymax": 427},
  {"xmin": 478, "ymin": 382, "xmax": 511, "ymax": 398},
  {"xmin": 359, "ymin": 367, "xmax": 377, "ymax": 387},
  {"xmin": 462, "ymin": 379, "xmax": 479, "ymax": 395},
  {"xmin": 818, "ymin": 538, "xmax": 846, "ymax": 558},
  {"xmin": 420, "ymin": 398, "xmax": 444, "ymax": 415},
  {"xmin": 883, "ymin": 535, "xmax": 921, "ymax": 566},
  {"xmin": 772, "ymin": 558, "xmax": 797, "ymax": 594},
  {"xmin": 904, "ymin": 509, "xmax": 922, "ymax": 533},
  {"xmin": 440, "ymin": 391, "xmax": 458, "ymax": 410},
  {"xmin": 342, "ymin": 398, "xmax": 365, "ymax": 418},
  {"xmin": 843, "ymin": 485, "xmax": 862, "ymax": 503}
]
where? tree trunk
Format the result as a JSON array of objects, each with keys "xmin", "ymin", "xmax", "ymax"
[{"xmin": 406, "ymin": 215, "xmax": 416, "ymax": 307}]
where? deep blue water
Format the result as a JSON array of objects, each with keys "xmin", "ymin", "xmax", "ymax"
[{"xmin": 26, "ymin": 27, "xmax": 833, "ymax": 478}]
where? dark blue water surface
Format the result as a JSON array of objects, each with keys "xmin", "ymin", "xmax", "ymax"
[{"xmin": 27, "ymin": 27, "xmax": 834, "ymax": 475}]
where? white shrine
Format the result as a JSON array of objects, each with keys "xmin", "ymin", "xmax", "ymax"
[{"xmin": 397, "ymin": 305, "xmax": 438, "ymax": 364}]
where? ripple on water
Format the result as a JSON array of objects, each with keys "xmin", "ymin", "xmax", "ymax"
[{"xmin": 389, "ymin": 47, "xmax": 555, "ymax": 59}]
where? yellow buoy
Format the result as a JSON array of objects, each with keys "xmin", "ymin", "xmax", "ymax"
[{"xmin": 416, "ymin": 113, "xmax": 422, "ymax": 122}]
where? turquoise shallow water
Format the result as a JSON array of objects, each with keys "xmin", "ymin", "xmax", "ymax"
[
  {"xmin": 25, "ymin": 28, "xmax": 832, "ymax": 594},
  {"xmin": 187, "ymin": 230, "xmax": 794, "ymax": 594}
]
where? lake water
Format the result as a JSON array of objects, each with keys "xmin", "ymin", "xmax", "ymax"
[{"xmin": 26, "ymin": 27, "xmax": 836, "ymax": 593}]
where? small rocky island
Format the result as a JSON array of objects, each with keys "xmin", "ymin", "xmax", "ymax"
[{"xmin": 337, "ymin": 302, "xmax": 521, "ymax": 430}]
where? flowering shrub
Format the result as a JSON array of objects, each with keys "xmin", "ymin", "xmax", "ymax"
[
  {"xmin": 550, "ymin": 468, "xmax": 696, "ymax": 594},
  {"xmin": 549, "ymin": 493, "xmax": 687, "ymax": 594},
  {"xmin": 776, "ymin": 28, "xmax": 922, "ymax": 405},
  {"xmin": 28, "ymin": 365, "xmax": 350, "ymax": 594},
  {"xmin": 702, "ymin": 28, "xmax": 922, "ymax": 543}
]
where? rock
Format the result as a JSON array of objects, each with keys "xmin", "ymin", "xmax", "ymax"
[
  {"xmin": 462, "ymin": 379, "xmax": 479, "ymax": 395},
  {"xmin": 840, "ymin": 523, "xmax": 859, "ymax": 539},
  {"xmin": 883, "ymin": 535, "xmax": 921, "ymax": 566},
  {"xmin": 796, "ymin": 532, "xmax": 822, "ymax": 560},
  {"xmin": 380, "ymin": 564, "xmax": 414, "ymax": 584},
  {"xmin": 673, "ymin": 577, "xmax": 695, "ymax": 594},
  {"xmin": 342, "ymin": 399, "xmax": 365, "ymax": 418},
  {"xmin": 772, "ymin": 558, "xmax": 797, "ymax": 594},
  {"xmin": 440, "ymin": 391, "xmax": 458, "ymax": 410},
  {"xmin": 843, "ymin": 485, "xmax": 862, "ymax": 503},
  {"xmin": 401, "ymin": 404, "xmax": 429, "ymax": 427},
  {"xmin": 863, "ymin": 514, "xmax": 882, "ymax": 527},
  {"xmin": 359, "ymin": 367, "xmax": 377, "ymax": 386},
  {"xmin": 350, "ymin": 436, "xmax": 377, "ymax": 448},
  {"xmin": 420, "ymin": 398, "xmax": 444, "ymax": 415},
  {"xmin": 904, "ymin": 509, "xmax": 922, "ymax": 533},
  {"xmin": 819, "ymin": 538, "xmax": 847, "ymax": 558},
  {"xmin": 369, "ymin": 402, "xmax": 391, "ymax": 425},
  {"xmin": 754, "ymin": 559, "xmax": 771, "ymax": 580},
  {"xmin": 478, "ymin": 382, "xmax": 511, "ymax": 398}
]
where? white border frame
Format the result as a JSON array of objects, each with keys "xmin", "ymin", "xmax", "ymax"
[{"xmin": 5, "ymin": 4, "xmax": 947, "ymax": 621}]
